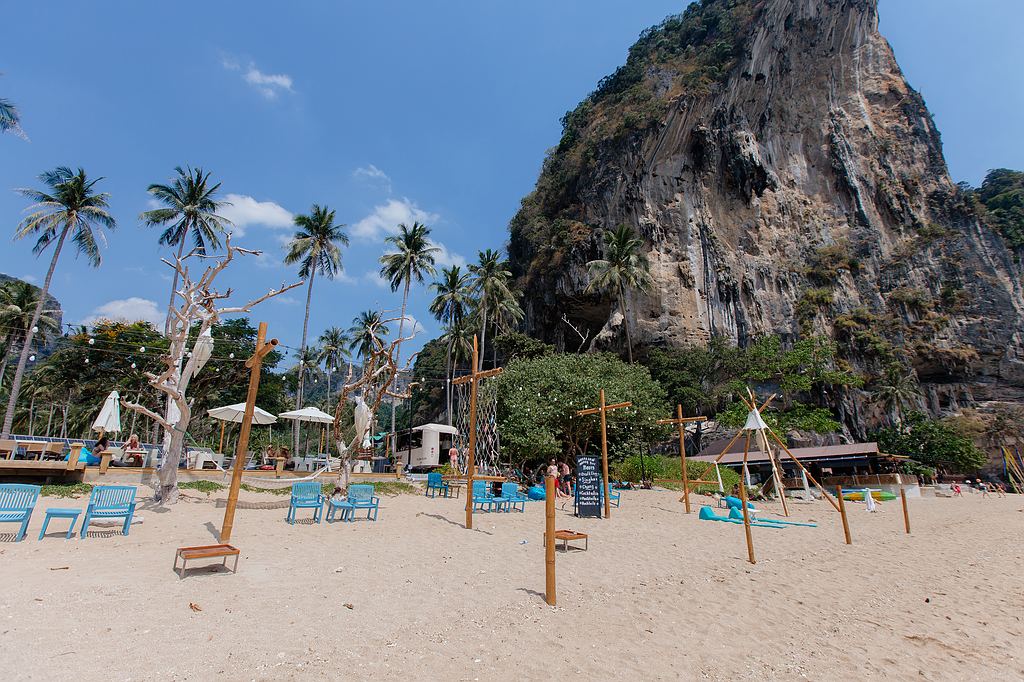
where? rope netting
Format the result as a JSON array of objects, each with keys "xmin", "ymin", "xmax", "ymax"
[{"xmin": 452, "ymin": 379, "xmax": 503, "ymax": 474}]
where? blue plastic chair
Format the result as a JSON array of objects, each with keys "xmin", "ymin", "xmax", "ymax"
[
  {"xmin": 81, "ymin": 485, "xmax": 137, "ymax": 537},
  {"xmin": 602, "ymin": 484, "xmax": 621, "ymax": 508},
  {"xmin": 501, "ymin": 482, "xmax": 526, "ymax": 513},
  {"xmin": 288, "ymin": 481, "xmax": 325, "ymax": 524},
  {"xmin": 471, "ymin": 480, "xmax": 498, "ymax": 512},
  {"xmin": 425, "ymin": 472, "xmax": 450, "ymax": 498},
  {"xmin": 347, "ymin": 484, "xmax": 380, "ymax": 521},
  {"xmin": 0, "ymin": 483, "xmax": 40, "ymax": 541}
]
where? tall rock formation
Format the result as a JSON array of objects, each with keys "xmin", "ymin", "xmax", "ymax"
[{"xmin": 508, "ymin": 0, "xmax": 1023, "ymax": 429}]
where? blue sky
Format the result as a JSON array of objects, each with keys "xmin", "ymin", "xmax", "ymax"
[{"xmin": 1, "ymin": 0, "xmax": 1021, "ymax": 366}]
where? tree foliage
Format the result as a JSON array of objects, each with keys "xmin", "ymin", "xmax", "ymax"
[
  {"xmin": 495, "ymin": 353, "xmax": 668, "ymax": 466},
  {"xmin": 874, "ymin": 411, "xmax": 987, "ymax": 473},
  {"xmin": 968, "ymin": 168, "xmax": 1024, "ymax": 250}
]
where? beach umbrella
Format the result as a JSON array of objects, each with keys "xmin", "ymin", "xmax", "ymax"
[
  {"xmin": 208, "ymin": 403, "xmax": 277, "ymax": 453},
  {"xmin": 91, "ymin": 390, "xmax": 122, "ymax": 437},
  {"xmin": 279, "ymin": 406, "xmax": 335, "ymax": 453}
]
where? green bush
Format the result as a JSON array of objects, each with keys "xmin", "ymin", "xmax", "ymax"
[
  {"xmin": 613, "ymin": 454, "xmax": 740, "ymax": 494},
  {"xmin": 40, "ymin": 482, "xmax": 93, "ymax": 498},
  {"xmin": 178, "ymin": 480, "xmax": 226, "ymax": 495}
]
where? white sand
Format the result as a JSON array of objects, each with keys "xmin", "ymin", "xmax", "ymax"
[{"xmin": 1, "ymin": 485, "xmax": 1021, "ymax": 680}]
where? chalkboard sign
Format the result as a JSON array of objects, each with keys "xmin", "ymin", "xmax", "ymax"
[{"xmin": 575, "ymin": 455, "xmax": 602, "ymax": 518}]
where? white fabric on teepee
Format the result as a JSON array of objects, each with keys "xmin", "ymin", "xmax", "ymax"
[{"xmin": 743, "ymin": 407, "xmax": 769, "ymax": 431}]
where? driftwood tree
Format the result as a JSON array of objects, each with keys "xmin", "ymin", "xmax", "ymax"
[
  {"xmin": 331, "ymin": 313, "xmax": 417, "ymax": 489},
  {"xmin": 122, "ymin": 237, "xmax": 302, "ymax": 503}
]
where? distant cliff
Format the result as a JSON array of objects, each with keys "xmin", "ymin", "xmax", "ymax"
[{"xmin": 508, "ymin": 0, "xmax": 1023, "ymax": 431}]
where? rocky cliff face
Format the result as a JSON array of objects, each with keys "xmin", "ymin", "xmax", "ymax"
[{"xmin": 508, "ymin": 0, "xmax": 1023, "ymax": 431}]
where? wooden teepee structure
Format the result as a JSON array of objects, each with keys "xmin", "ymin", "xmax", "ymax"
[{"xmin": 702, "ymin": 389, "xmax": 841, "ymax": 516}]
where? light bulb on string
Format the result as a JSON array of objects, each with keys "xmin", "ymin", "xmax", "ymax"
[
  {"xmin": 29, "ymin": 355, "xmax": 35, "ymax": 362},
  {"xmin": 139, "ymin": 346, "xmax": 146, "ymax": 353},
  {"xmin": 88, "ymin": 338, "xmax": 95, "ymax": 345},
  {"xmin": 229, "ymin": 353, "xmax": 235, "ymax": 359},
  {"xmin": 31, "ymin": 326, "xmax": 38, "ymax": 333},
  {"xmin": 131, "ymin": 362, "xmax": 137, "ymax": 369},
  {"xmin": 85, "ymin": 358, "xmax": 90, "ymax": 364}
]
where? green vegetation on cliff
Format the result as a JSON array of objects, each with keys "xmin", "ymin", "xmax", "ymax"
[{"xmin": 966, "ymin": 168, "xmax": 1024, "ymax": 250}]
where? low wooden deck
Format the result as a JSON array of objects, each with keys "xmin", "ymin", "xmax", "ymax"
[{"xmin": 0, "ymin": 459, "xmax": 86, "ymax": 482}]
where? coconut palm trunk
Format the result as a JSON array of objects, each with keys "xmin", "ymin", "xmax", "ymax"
[
  {"xmin": 478, "ymin": 303, "xmax": 488, "ymax": 371},
  {"xmin": 619, "ymin": 282, "xmax": 633, "ymax": 364},
  {"xmin": 0, "ymin": 332, "xmax": 21, "ymax": 392},
  {"xmin": 294, "ymin": 268, "xmax": 317, "ymax": 454},
  {"xmin": 391, "ymin": 275, "xmax": 410, "ymax": 457},
  {"xmin": 445, "ymin": 339, "xmax": 453, "ymax": 425},
  {"xmin": 2, "ymin": 229, "xmax": 67, "ymax": 438}
]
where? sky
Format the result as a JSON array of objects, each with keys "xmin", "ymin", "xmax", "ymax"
[{"xmin": 1, "ymin": 0, "xmax": 1021, "ymax": 368}]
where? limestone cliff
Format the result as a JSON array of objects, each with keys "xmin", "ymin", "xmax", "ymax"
[{"xmin": 508, "ymin": 0, "xmax": 1023, "ymax": 431}]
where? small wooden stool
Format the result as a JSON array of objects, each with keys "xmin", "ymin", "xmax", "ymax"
[
  {"xmin": 544, "ymin": 529, "xmax": 589, "ymax": 552},
  {"xmin": 174, "ymin": 544, "xmax": 240, "ymax": 579}
]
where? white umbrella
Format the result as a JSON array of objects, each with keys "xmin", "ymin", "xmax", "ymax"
[
  {"xmin": 91, "ymin": 390, "xmax": 122, "ymax": 436},
  {"xmin": 279, "ymin": 406, "xmax": 335, "ymax": 456},
  {"xmin": 208, "ymin": 403, "xmax": 277, "ymax": 456},
  {"xmin": 207, "ymin": 403, "xmax": 277, "ymax": 425},
  {"xmin": 277, "ymin": 407, "xmax": 335, "ymax": 424}
]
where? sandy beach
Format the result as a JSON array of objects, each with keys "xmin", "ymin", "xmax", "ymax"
[{"xmin": 1, "ymin": 485, "xmax": 1021, "ymax": 681}]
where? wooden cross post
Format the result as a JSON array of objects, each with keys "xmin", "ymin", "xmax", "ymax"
[
  {"xmin": 656, "ymin": 406, "xmax": 707, "ymax": 513},
  {"xmin": 576, "ymin": 389, "xmax": 631, "ymax": 519},
  {"xmin": 220, "ymin": 322, "xmax": 278, "ymax": 543},
  {"xmin": 451, "ymin": 335, "xmax": 502, "ymax": 530}
]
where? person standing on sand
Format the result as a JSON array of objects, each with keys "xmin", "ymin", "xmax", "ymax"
[
  {"xmin": 449, "ymin": 445, "xmax": 459, "ymax": 473},
  {"xmin": 546, "ymin": 458, "xmax": 566, "ymax": 499},
  {"xmin": 558, "ymin": 460, "xmax": 571, "ymax": 495}
]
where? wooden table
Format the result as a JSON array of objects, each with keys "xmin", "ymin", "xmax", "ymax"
[
  {"xmin": 544, "ymin": 529, "xmax": 589, "ymax": 552},
  {"xmin": 174, "ymin": 544, "xmax": 240, "ymax": 579}
]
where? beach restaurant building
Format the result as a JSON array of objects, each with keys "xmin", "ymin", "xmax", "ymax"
[{"xmin": 690, "ymin": 440, "xmax": 914, "ymax": 491}]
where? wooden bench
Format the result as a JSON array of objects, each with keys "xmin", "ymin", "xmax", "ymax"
[
  {"xmin": 174, "ymin": 544, "xmax": 240, "ymax": 579},
  {"xmin": 544, "ymin": 529, "xmax": 589, "ymax": 552}
]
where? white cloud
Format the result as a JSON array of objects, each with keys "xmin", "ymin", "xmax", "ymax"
[
  {"xmin": 272, "ymin": 295, "xmax": 300, "ymax": 306},
  {"xmin": 20, "ymin": 274, "xmax": 37, "ymax": 283},
  {"xmin": 363, "ymin": 271, "xmax": 391, "ymax": 289},
  {"xmin": 220, "ymin": 194, "xmax": 294, "ymax": 236},
  {"xmin": 352, "ymin": 165, "xmax": 392, "ymax": 193},
  {"xmin": 83, "ymin": 298, "xmax": 164, "ymax": 328},
  {"xmin": 222, "ymin": 56, "xmax": 294, "ymax": 99},
  {"xmin": 398, "ymin": 314, "xmax": 426, "ymax": 336},
  {"xmin": 351, "ymin": 198, "xmax": 440, "ymax": 241},
  {"xmin": 429, "ymin": 240, "xmax": 466, "ymax": 268}
]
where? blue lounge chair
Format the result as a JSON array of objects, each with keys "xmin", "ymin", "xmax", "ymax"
[
  {"xmin": 698, "ymin": 505, "xmax": 784, "ymax": 529},
  {"xmin": 727, "ymin": 507, "xmax": 817, "ymax": 527},
  {"xmin": 81, "ymin": 485, "xmax": 137, "ymax": 537},
  {"xmin": 501, "ymin": 482, "xmax": 526, "ymax": 512},
  {"xmin": 287, "ymin": 481, "xmax": 324, "ymax": 524},
  {"xmin": 0, "ymin": 483, "xmax": 40, "ymax": 542},
  {"xmin": 425, "ymin": 472, "xmax": 451, "ymax": 498},
  {"xmin": 347, "ymin": 484, "xmax": 380, "ymax": 521}
]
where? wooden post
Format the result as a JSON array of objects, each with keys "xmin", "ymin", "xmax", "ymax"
[
  {"xmin": 452, "ymin": 335, "xmax": 503, "ymax": 530},
  {"xmin": 900, "ymin": 487, "xmax": 911, "ymax": 534},
  {"xmin": 739, "ymin": 465, "xmax": 756, "ymax": 564},
  {"xmin": 836, "ymin": 485, "xmax": 852, "ymax": 545},
  {"xmin": 465, "ymin": 337, "xmax": 480, "ymax": 530},
  {"xmin": 599, "ymin": 389, "xmax": 610, "ymax": 519},
  {"xmin": 576, "ymin": 392, "xmax": 631, "ymax": 519},
  {"xmin": 221, "ymin": 322, "xmax": 277, "ymax": 544},
  {"xmin": 545, "ymin": 475, "xmax": 556, "ymax": 605},
  {"xmin": 218, "ymin": 420, "xmax": 226, "ymax": 454},
  {"xmin": 66, "ymin": 442, "xmax": 83, "ymax": 471},
  {"xmin": 656, "ymin": 407, "xmax": 707, "ymax": 513}
]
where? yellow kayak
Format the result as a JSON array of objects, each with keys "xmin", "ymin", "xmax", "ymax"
[{"xmin": 842, "ymin": 490, "xmax": 896, "ymax": 501}]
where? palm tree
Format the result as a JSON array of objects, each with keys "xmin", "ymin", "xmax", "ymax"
[
  {"xmin": 1, "ymin": 98, "xmax": 24, "ymax": 138},
  {"xmin": 0, "ymin": 280, "xmax": 60, "ymax": 392},
  {"xmin": 468, "ymin": 249, "xmax": 514, "ymax": 370},
  {"xmin": 379, "ymin": 222, "xmax": 438, "ymax": 452},
  {"xmin": 430, "ymin": 265, "xmax": 473, "ymax": 420},
  {"xmin": 872, "ymin": 365, "xmax": 921, "ymax": 427},
  {"xmin": 585, "ymin": 225, "xmax": 652, "ymax": 363},
  {"xmin": 348, "ymin": 310, "xmax": 391, "ymax": 363},
  {"xmin": 140, "ymin": 166, "xmax": 232, "ymax": 334},
  {"xmin": 439, "ymin": 316, "xmax": 474, "ymax": 424},
  {"xmin": 284, "ymin": 204, "xmax": 349, "ymax": 452},
  {"xmin": 317, "ymin": 326, "xmax": 350, "ymax": 407},
  {"xmin": 489, "ymin": 292, "xmax": 525, "ymax": 365},
  {"xmin": 2, "ymin": 167, "xmax": 116, "ymax": 438}
]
